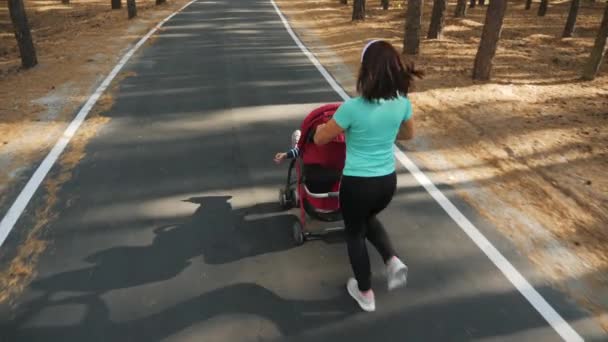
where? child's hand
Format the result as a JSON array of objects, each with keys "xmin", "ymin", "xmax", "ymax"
[{"xmin": 274, "ymin": 153, "xmax": 287, "ymax": 164}]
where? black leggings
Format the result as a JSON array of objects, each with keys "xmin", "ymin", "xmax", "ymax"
[{"xmin": 339, "ymin": 172, "xmax": 398, "ymax": 292}]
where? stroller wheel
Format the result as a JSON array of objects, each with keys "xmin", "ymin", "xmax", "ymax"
[
  {"xmin": 290, "ymin": 188, "xmax": 299, "ymax": 206},
  {"xmin": 279, "ymin": 188, "xmax": 295, "ymax": 209},
  {"xmin": 279, "ymin": 188, "xmax": 288, "ymax": 209},
  {"xmin": 293, "ymin": 221, "xmax": 305, "ymax": 246}
]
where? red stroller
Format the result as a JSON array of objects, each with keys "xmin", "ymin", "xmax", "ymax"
[{"xmin": 279, "ymin": 103, "xmax": 346, "ymax": 245}]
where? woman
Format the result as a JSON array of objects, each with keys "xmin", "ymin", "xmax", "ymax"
[{"xmin": 313, "ymin": 40, "xmax": 422, "ymax": 312}]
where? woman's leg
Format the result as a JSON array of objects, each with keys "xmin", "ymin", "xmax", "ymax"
[
  {"xmin": 365, "ymin": 172, "xmax": 398, "ymax": 262},
  {"xmin": 366, "ymin": 216, "xmax": 397, "ymax": 263},
  {"xmin": 340, "ymin": 176, "xmax": 373, "ymax": 292}
]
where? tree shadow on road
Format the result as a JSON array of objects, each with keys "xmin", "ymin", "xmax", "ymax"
[
  {"xmin": 4, "ymin": 282, "xmax": 353, "ymax": 342},
  {"xmin": 27, "ymin": 196, "xmax": 297, "ymax": 295}
]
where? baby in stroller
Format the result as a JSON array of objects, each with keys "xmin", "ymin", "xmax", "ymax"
[
  {"xmin": 273, "ymin": 130, "xmax": 302, "ymax": 165},
  {"xmin": 273, "ymin": 103, "xmax": 345, "ymax": 244}
]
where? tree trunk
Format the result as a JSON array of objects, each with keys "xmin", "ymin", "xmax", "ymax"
[
  {"xmin": 382, "ymin": 0, "xmax": 389, "ymax": 10},
  {"xmin": 562, "ymin": 0, "xmax": 580, "ymax": 38},
  {"xmin": 127, "ymin": 0, "xmax": 137, "ymax": 18},
  {"xmin": 478, "ymin": 0, "xmax": 485, "ymax": 5},
  {"xmin": 156, "ymin": 0, "xmax": 166, "ymax": 5},
  {"xmin": 62, "ymin": 0, "xmax": 69, "ymax": 4},
  {"xmin": 8, "ymin": 0, "xmax": 37, "ymax": 69},
  {"xmin": 352, "ymin": 0, "xmax": 365, "ymax": 20},
  {"xmin": 473, "ymin": 0, "xmax": 507, "ymax": 80},
  {"xmin": 582, "ymin": 2, "xmax": 608, "ymax": 80},
  {"xmin": 112, "ymin": 0, "xmax": 121, "ymax": 9},
  {"xmin": 455, "ymin": 0, "xmax": 467, "ymax": 17},
  {"xmin": 470, "ymin": 0, "xmax": 476, "ymax": 8},
  {"xmin": 538, "ymin": 0, "xmax": 548, "ymax": 16},
  {"xmin": 404, "ymin": 0, "xmax": 423, "ymax": 54},
  {"xmin": 340, "ymin": 0, "xmax": 347, "ymax": 4},
  {"xmin": 525, "ymin": 0, "xmax": 532, "ymax": 10},
  {"xmin": 428, "ymin": 0, "xmax": 447, "ymax": 39}
]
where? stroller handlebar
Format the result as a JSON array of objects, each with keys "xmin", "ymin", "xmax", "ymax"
[{"xmin": 304, "ymin": 185, "xmax": 339, "ymax": 199}]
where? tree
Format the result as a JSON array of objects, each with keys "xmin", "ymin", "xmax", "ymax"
[
  {"xmin": 340, "ymin": 0, "xmax": 347, "ymax": 4},
  {"xmin": 8, "ymin": 0, "xmax": 37, "ymax": 69},
  {"xmin": 473, "ymin": 0, "xmax": 507, "ymax": 80},
  {"xmin": 525, "ymin": 0, "xmax": 532, "ymax": 10},
  {"xmin": 156, "ymin": 0, "xmax": 166, "ymax": 5},
  {"xmin": 470, "ymin": 0, "xmax": 476, "ymax": 8},
  {"xmin": 455, "ymin": 0, "xmax": 467, "ymax": 17},
  {"xmin": 404, "ymin": 0, "xmax": 424, "ymax": 54},
  {"xmin": 582, "ymin": 1, "xmax": 608, "ymax": 80},
  {"xmin": 62, "ymin": 0, "xmax": 69, "ymax": 4},
  {"xmin": 127, "ymin": 0, "xmax": 137, "ymax": 18},
  {"xmin": 382, "ymin": 0, "xmax": 389, "ymax": 10},
  {"xmin": 112, "ymin": 0, "xmax": 121, "ymax": 9},
  {"xmin": 562, "ymin": 0, "xmax": 580, "ymax": 37},
  {"xmin": 352, "ymin": 0, "xmax": 365, "ymax": 20},
  {"xmin": 428, "ymin": 0, "xmax": 447, "ymax": 39},
  {"xmin": 478, "ymin": 0, "xmax": 486, "ymax": 5},
  {"xmin": 538, "ymin": 0, "xmax": 548, "ymax": 16}
]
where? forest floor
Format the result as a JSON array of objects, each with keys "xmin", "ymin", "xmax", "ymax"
[{"xmin": 274, "ymin": 0, "xmax": 608, "ymax": 330}]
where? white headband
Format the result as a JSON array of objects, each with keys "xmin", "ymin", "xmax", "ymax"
[{"xmin": 361, "ymin": 39, "xmax": 381, "ymax": 62}]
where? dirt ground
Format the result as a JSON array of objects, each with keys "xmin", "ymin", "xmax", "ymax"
[
  {"xmin": 274, "ymin": 0, "xmax": 608, "ymax": 329},
  {"xmin": 0, "ymin": 0, "xmax": 189, "ymax": 304}
]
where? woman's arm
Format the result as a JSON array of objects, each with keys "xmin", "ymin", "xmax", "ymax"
[
  {"xmin": 313, "ymin": 119, "xmax": 344, "ymax": 145},
  {"xmin": 396, "ymin": 117, "xmax": 414, "ymax": 141}
]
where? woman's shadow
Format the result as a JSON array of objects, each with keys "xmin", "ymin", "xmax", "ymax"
[{"xmin": 30, "ymin": 195, "xmax": 297, "ymax": 295}]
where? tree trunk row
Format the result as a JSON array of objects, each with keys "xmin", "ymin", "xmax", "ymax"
[
  {"xmin": 404, "ymin": 0, "xmax": 423, "ymax": 54},
  {"xmin": 562, "ymin": 0, "xmax": 580, "ymax": 37},
  {"xmin": 352, "ymin": 0, "xmax": 365, "ymax": 20},
  {"xmin": 582, "ymin": 1, "xmax": 608, "ymax": 80},
  {"xmin": 8, "ymin": 0, "xmax": 37, "ymax": 69},
  {"xmin": 455, "ymin": 0, "xmax": 467, "ymax": 17},
  {"xmin": 127, "ymin": 0, "xmax": 137, "ymax": 18},
  {"xmin": 473, "ymin": 0, "xmax": 507, "ymax": 80},
  {"xmin": 428, "ymin": 0, "xmax": 447, "ymax": 39},
  {"xmin": 538, "ymin": 0, "xmax": 549, "ymax": 16}
]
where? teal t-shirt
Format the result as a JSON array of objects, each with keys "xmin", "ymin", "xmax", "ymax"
[{"xmin": 333, "ymin": 96, "xmax": 412, "ymax": 177}]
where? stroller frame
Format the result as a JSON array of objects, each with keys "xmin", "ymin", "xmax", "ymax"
[
  {"xmin": 278, "ymin": 104, "xmax": 345, "ymax": 245},
  {"xmin": 279, "ymin": 158, "xmax": 344, "ymax": 245}
]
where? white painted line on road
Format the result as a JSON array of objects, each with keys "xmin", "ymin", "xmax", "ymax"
[
  {"xmin": 0, "ymin": 0, "xmax": 198, "ymax": 248},
  {"xmin": 268, "ymin": 1, "xmax": 584, "ymax": 341}
]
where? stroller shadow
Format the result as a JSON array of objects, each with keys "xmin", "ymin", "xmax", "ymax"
[{"xmin": 29, "ymin": 196, "xmax": 297, "ymax": 295}]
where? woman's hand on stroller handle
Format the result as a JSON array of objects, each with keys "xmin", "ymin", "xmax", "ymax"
[{"xmin": 313, "ymin": 119, "xmax": 344, "ymax": 145}]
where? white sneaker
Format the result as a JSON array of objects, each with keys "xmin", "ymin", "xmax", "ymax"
[
  {"xmin": 386, "ymin": 257, "xmax": 408, "ymax": 291},
  {"xmin": 291, "ymin": 129, "xmax": 301, "ymax": 148},
  {"xmin": 346, "ymin": 278, "xmax": 375, "ymax": 312}
]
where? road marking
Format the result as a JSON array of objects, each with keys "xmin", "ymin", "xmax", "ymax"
[
  {"xmin": 268, "ymin": 0, "xmax": 584, "ymax": 341},
  {"xmin": 0, "ymin": 0, "xmax": 198, "ymax": 248}
]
